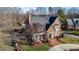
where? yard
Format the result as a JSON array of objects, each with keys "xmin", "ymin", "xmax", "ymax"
[
  {"xmin": 0, "ymin": 30, "xmax": 79, "ymax": 51},
  {"xmin": 0, "ymin": 30, "xmax": 14, "ymax": 51},
  {"xmin": 65, "ymin": 30, "xmax": 79, "ymax": 35},
  {"xmin": 20, "ymin": 43, "xmax": 50, "ymax": 51},
  {"xmin": 20, "ymin": 36, "xmax": 79, "ymax": 51},
  {"xmin": 20, "ymin": 38, "xmax": 63, "ymax": 51},
  {"xmin": 60, "ymin": 36, "xmax": 79, "ymax": 44}
]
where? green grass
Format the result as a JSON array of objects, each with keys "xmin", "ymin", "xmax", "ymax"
[
  {"xmin": 61, "ymin": 36, "xmax": 79, "ymax": 44},
  {"xmin": 21, "ymin": 43, "xmax": 50, "ymax": 51},
  {"xmin": 66, "ymin": 30, "xmax": 79, "ymax": 35}
]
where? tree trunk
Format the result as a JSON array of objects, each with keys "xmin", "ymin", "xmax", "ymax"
[{"xmin": 71, "ymin": 18, "xmax": 76, "ymax": 30}]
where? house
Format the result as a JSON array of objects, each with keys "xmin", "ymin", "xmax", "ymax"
[
  {"xmin": 66, "ymin": 18, "xmax": 79, "ymax": 30},
  {"xmin": 25, "ymin": 14, "xmax": 61, "ymax": 42}
]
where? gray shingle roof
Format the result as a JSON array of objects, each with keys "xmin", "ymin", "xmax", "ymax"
[{"xmin": 30, "ymin": 15, "xmax": 57, "ymax": 31}]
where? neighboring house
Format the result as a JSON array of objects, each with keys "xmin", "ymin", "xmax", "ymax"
[
  {"xmin": 66, "ymin": 18, "xmax": 79, "ymax": 30},
  {"xmin": 25, "ymin": 14, "xmax": 61, "ymax": 41}
]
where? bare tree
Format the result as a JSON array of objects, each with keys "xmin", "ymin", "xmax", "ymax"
[
  {"xmin": 35, "ymin": 7, "xmax": 47, "ymax": 15},
  {"xmin": 66, "ymin": 7, "xmax": 79, "ymax": 18},
  {"xmin": 0, "ymin": 7, "xmax": 25, "ymax": 30},
  {"xmin": 48, "ymin": 7, "xmax": 63, "ymax": 15},
  {"xmin": 66, "ymin": 7, "xmax": 79, "ymax": 30}
]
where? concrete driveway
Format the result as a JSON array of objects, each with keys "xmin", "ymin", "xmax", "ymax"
[{"xmin": 49, "ymin": 44, "xmax": 79, "ymax": 51}]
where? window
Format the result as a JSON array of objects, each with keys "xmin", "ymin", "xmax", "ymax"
[
  {"xmin": 42, "ymin": 34, "xmax": 45, "ymax": 39},
  {"xmin": 49, "ymin": 34, "xmax": 52, "ymax": 38},
  {"xmin": 34, "ymin": 34, "xmax": 39, "ymax": 40},
  {"xmin": 39, "ymin": 34, "xmax": 45, "ymax": 40},
  {"xmin": 49, "ymin": 33, "xmax": 54, "ymax": 39}
]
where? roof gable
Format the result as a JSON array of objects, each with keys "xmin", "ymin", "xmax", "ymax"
[{"xmin": 45, "ymin": 16, "xmax": 57, "ymax": 30}]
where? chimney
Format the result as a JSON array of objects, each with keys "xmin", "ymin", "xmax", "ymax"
[{"xmin": 29, "ymin": 14, "xmax": 31, "ymax": 25}]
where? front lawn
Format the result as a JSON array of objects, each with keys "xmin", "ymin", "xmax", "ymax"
[
  {"xmin": 61, "ymin": 36, "xmax": 79, "ymax": 44},
  {"xmin": 20, "ymin": 43, "xmax": 50, "ymax": 51},
  {"xmin": 0, "ymin": 31, "xmax": 14, "ymax": 51},
  {"xmin": 65, "ymin": 30, "xmax": 79, "ymax": 35}
]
